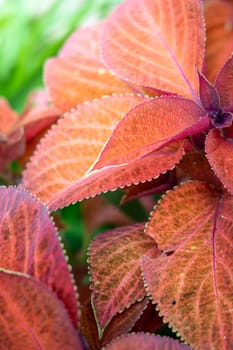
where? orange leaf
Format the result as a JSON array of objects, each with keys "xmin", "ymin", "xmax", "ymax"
[
  {"xmin": 102, "ymin": 0, "xmax": 205, "ymax": 100},
  {"xmin": 205, "ymin": 0, "xmax": 233, "ymax": 82},
  {"xmin": 45, "ymin": 24, "xmax": 132, "ymax": 112},
  {"xmin": 143, "ymin": 181, "xmax": 233, "ymax": 349},
  {"xmin": 0, "ymin": 270, "xmax": 83, "ymax": 350}
]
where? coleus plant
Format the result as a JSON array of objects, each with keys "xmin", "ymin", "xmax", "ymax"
[{"xmin": 1, "ymin": 0, "xmax": 233, "ymax": 349}]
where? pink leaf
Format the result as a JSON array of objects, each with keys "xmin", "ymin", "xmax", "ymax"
[
  {"xmin": 143, "ymin": 181, "xmax": 233, "ymax": 349},
  {"xmin": 0, "ymin": 186, "xmax": 78, "ymax": 326},
  {"xmin": 105, "ymin": 333, "xmax": 191, "ymax": 350},
  {"xmin": 88, "ymin": 224, "xmax": 159, "ymax": 331},
  {"xmin": 102, "ymin": 0, "xmax": 205, "ymax": 100},
  {"xmin": 206, "ymin": 129, "xmax": 233, "ymax": 194},
  {"xmin": 45, "ymin": 24, "xmax": 132, "ymax": 112},
  {"xmin": 0, "ymin": 270, "xmax": 83, "ymax": 350}
]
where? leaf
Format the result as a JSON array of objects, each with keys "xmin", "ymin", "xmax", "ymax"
[
  {"xmin": 0, "ymin": 270, "xmax": 83, "ymax": 350},
  {"xmin": 0, "ymin": 130, "xmax": 25, "ymax": 171},
  {"xmin": 64, "ymin": 145, "xmax": 184, "ymax": 211},
  {"xmin": 80, "ymin": 299, "xmax": 100, "ymax": 350},
  {"xmin": 81, "ymin": 196, "xmax": 132, "ymax": 235},
  {"xmin": 104, "ymin": 333, "xmax": 191, "ymax": 350},
  {"xmin": 102, "ymin": 0, "xmax": 204, "ymax": 100},
  {"xmin": 205, "ymin": 0, "xmax": 233, "ymax": 83},
  {"xmin": 18, "ymin": 89, "xmax": 60, "ymax": 141},
  {"xmin": 102, "ymin": 298, "xmax": 149, "ymax": 346},
  {"xmin": 178, "ymin": 151, "xmax": 222, "ymax": 188},
  {"xmin": 0, "ymin": 97, "xmax": 18, "ymax": 135},
  {"xmin": 94, "ymin": 97, "xmax": 208, "ymax": 169},
  {"xmin": 132, "ymin": 300, "xmax": 164, "ymax": 333},
  {"xmin": 45, "ymin": 24, "xmax": 132, "ymax": 112},
  {"xmin": 206, "ymin": 129, "xmax": 233, "ymax": 194},
  {"xmin": 0, "ymin": 186, "xmax": 78, "ymax": 326},
  {"xmin": 22, "ymin": 95, "xmax": 145, "ymax": 209},
  {"xmin": 121, "ymin": 174, "xmax": 172, "ymax": 204},
  {"xmin": 142, "ymin": 181, "xmax": 233, "ymax": 349},
  {"xmin": 80, "ymin": 297, "xmax": 149, "ymax": 349},
  {"xmin": 214, "ymin": 56, "xmax": 233, "ymax": 108},
  {"xmin": 88, "ymin": 224, "xmax": 159, "ymax": 331},
  {"xmin": 198, "ymin": 71, "xmax": 220, "ymax": 112}
]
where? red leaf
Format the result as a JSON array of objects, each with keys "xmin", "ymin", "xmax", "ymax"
[
  {"xmin": 0, "ymin": 270, "xmax": 83, "ymax": 350},
  {"xmin": 0, "ymin": 186, "xmax": 78, "ymax": 326},
  {"xmin": 0, "ymin": 129, "xmax": 25, "ymax": 171},
  {"xmin": 206, "ymin": 129, "xmax": 233, "ymax": 194},
  {"xmin": 22, "ymin": 95, "xmax": 146, "ymax": 209},
  {"xmin": 81, "ymin": 196, "xmax": 132, "ymax": 235},
  {"xmin": 105, "ymin": 333, "xmax": 191, "ymax": 350},
  {"xmin": 178, "ymin": 151, "xmax": 222, "ymax": 188},
  {"xmin": 102, "ymin": 298, "xmax": 149, "ymax": 346},
  {"xmin": 205, "ymin": 0, "xmax": 233, "ymax": 83},
  {"xmin": 102, "ymin": 0, "xmax": 204, "ymax": 100},
  {"xmin": 214, "ymin": 56, "xmax": 233, "ymax": 108},
  {"xmin": 198, "ymin": 71, "xmax": 220, "ymax": 112},
  {"xmin": 143, "ymin": 181, "xmax": 233, "ymax": 349},
  {"xmin": 0, "ymin": 99, "xmax": 25, "ymax": 169},
  {"xmin": 121, "ymin": 174, "xmax": 172, "ymax": 204},
  {"xmin": 80, "ymin": 298, "xmax": 149, "ymax": 349},
  {"xmin": 45, "ymin": 24, "xmax": 132, "ymax": 112},
  {"xmin": 0, "ymin": 98, "xmax": 18, "ymax": 135},
  {"xmin": 80, "ymin": 299, "xmax": 100, "ymax": 350},
  {"xmin": 94, "ymin": 97, "xmax": 207, "ymax": 169},
  {"xmin": 88, "ymin": 224, "xmax": 159, "ymax": 331},
  {"xmin": 132, "ymin": 300, "xmax": 164, "ymax": 333},
  {"xmin": 18, "ymin": 89, "xmax": 60, "ymax": 141}
]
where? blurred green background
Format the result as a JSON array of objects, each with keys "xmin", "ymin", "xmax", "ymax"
[{"xmin": 0, "ymin": 0, "xmax": 121, "ymax": 112}]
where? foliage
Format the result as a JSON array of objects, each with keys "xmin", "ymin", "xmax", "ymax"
[{"xmin": 1, "ymin": 0, "xmax": 233, "ymax": 349}]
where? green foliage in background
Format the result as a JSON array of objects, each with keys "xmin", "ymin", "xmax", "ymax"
[{"xmin": 0, "ymin": 0, "xmax": 120, "ymax": 111}]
